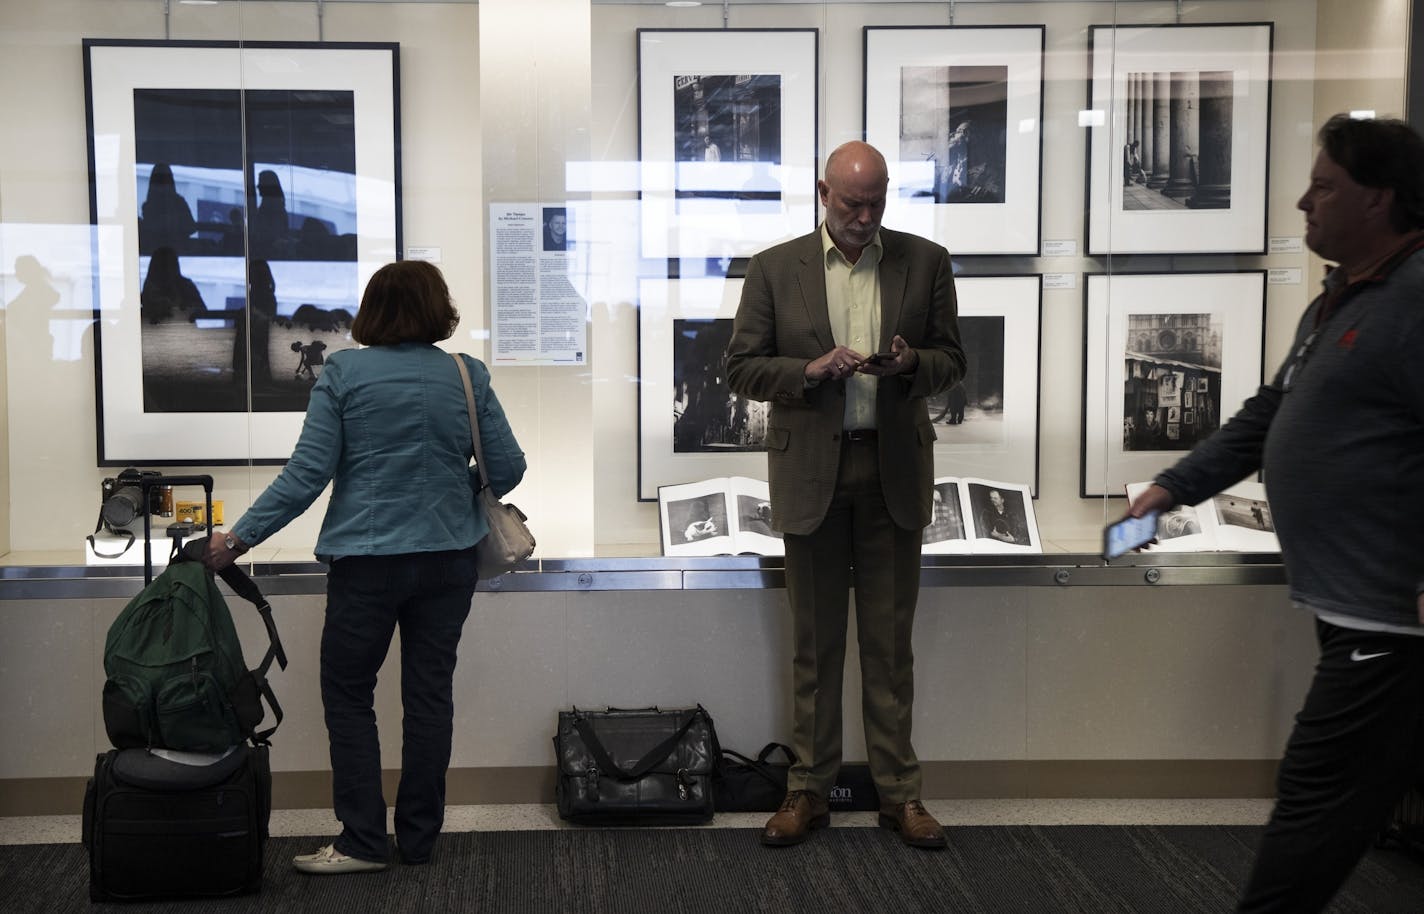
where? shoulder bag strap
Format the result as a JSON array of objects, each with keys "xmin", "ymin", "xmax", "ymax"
[
  {"xmin": 450, "ymin": 352, "xmax": 490, "ymax": 491},
  {"xmin": 178, "ymin": 539, "xmax": 288, "ymax": 743},
  {"xmin": 573, "ymin": 710, "xmax": 705, "ymax": 782},
  {"xmin": 756, "ymin": 742, "xmax": 797, "ymax": 765}
]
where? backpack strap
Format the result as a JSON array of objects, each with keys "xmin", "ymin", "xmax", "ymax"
[{"xmin": 179, "ymin": 538, "xmax": 289, "ymax": 745}]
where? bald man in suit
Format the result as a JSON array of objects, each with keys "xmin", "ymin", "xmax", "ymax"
[{"xmin": 726, "ymin": 141, "xmax": 965, "ymax": 849}]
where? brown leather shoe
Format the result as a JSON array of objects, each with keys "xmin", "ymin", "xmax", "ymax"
[
  {"xmin": 878, "ymin": 799, "xmax": 947, "ymax": 849},
  {"xmin": 761, "ymin": 790, "xmax": 830, "ymax": 846}
]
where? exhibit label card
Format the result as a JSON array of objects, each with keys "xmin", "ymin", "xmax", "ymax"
[{"xmin": 488, "ymin": 203, "xmax": 588, "ymax": 366}]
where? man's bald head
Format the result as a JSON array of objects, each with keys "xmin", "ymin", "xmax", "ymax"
[
  {"xmin": 824, "ymin": 141, "xmax": 889, "ymax": 187},
  {"xmin": 819, "ymin": 141, "xmax": 889, "ymax": 262}
]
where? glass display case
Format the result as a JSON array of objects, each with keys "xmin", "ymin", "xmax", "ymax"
[
  {"xmin": 0, "ymin": 0, "xmax": 1412, "ymax": 568},
  {"xmin": 2, "ymin": 0, "xmax": 1417, "ymax": 819}
]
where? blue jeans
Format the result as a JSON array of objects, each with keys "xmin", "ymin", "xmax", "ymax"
[{"xmin": 321, "ymin": 547, "xmax": 478, "ymax": 864}]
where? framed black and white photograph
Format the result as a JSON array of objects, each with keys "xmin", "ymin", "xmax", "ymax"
[
  {"xmin": 638, "ymin": 29, "xmax": 818, "ymax": 260},
  {"xmin": 1085, "ymin": 23, "xmax": 1272, "ymax": 255},
  {"xmin": 864, "ymin": 26, "xmax": 1044, "ymax": 255},
  {"xmin": 930, "ymin": 275, "xmax": 1041, "ymax": 493},
  {"xmin": 1082, "ymin": 272, "xmax": 1266, "ymax": 497},
  {"xmin": 639, "ymin": 277, "xmax": 771, "ymax": 500},
  {"xmin": 84, "ymin": 39, "xmax": 400, "ymax": 464}
]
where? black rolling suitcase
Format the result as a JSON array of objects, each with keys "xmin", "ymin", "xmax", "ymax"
[
  {"xmin": 82, "ymin": 743, "xmax": 271, "ymax": 902},
  {"xmin": 83, "ymin": 472, "xmax": 287, "ymax": 901}
]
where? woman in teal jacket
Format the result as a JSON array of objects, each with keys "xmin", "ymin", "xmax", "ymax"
[{"xmin": 206, "ymin": 260, "xmax": 526, "ymax": 873}]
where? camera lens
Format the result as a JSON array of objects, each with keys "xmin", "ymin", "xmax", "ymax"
[{"xmin": 101, "ymin": 486, "xmax": 145, "ymax": 527}]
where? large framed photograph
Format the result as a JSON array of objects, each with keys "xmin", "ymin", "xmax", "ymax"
[
  {"xmin": 1081, "ymin": 271, "xmax": 1266, "ymax": 497},
  {"xmin": 1085, "ymin": 23, "xmax": 1272, "ymax": 255},
  {"xmin": 638, "ymin": 277, "xmax": 766, "ymax": 501},
  {"xmin": 930, "ymin": 275, "xmax": 1041, "ymax": 493},
  {"xmin": 84, "ymin": 39, "xmax": 400, "ymax": 464},
  {"xmin": 864, "ymin": 26, "xmax": 1044, "ymax": 255},
  {"xmin": 637, "ymin": 29, "xmax": 818, "ymax": 261}
]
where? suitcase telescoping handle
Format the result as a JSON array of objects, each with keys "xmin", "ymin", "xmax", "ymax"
[{"xmin": 140, "ymin": 473, "xmax": 213, "ymax": 585}]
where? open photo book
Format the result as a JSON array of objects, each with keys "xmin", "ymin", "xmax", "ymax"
[
  {"xmin": 1124, "ymin": 480, "xmax": 1280, "ymax": 553},
  {"xmin": 658, "ymin": 476, "xmax": 783, "ymax": 557},
  {"xmin": 923, "ymin": 477, "xmax": 1042, "ymax": 555}
]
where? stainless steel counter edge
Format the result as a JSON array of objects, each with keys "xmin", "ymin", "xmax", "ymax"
[{"xmin": 0, "ymin": 554, "xmax": 1287, "ymax": 599}]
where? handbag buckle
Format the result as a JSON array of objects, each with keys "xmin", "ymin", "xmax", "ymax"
[
  {"xmin": 586, "ymin": 766, "xmax": 600, "ymax": 800},
  {"xmin": 676, "ymin": 768, "xmax": 690, "ymax": 801}
]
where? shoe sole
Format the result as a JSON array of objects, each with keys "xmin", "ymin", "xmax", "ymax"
[
  {"xmin": 292, "ymin": 860, "xmax": 388, "ymax": 875},
  {"xmin": 761, "ymin": 812, "xmax": 830, "ymax": 847},
  {"xmin": 877, "ymin": 813, "xmax": 948, "ymax": 849}
]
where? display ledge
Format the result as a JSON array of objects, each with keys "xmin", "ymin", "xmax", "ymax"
[{"xmin": 0, "ymin": 553, "xmax": 1287, "ymax": 600}]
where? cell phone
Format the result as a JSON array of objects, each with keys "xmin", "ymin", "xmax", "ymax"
[
  {"xmin": 862, "ymin": 351, "xmax": 898, "ymax": 365},
  {"xmin": 1102, "ymin": 510, "xmax": 1160, "ymax": 560}
]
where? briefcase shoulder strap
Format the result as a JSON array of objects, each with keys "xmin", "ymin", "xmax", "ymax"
[
  {"xmin": 756, "ymin": 742, "xmax": 797, "ymax": 765},
  {"xmin": 574, "ymin": 709, "xmax": 707, "ymax": 781}
]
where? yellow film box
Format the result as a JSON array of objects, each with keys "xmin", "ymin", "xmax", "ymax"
[{"xmin": 174, "ymin": 500, "xmax": 224, "ymax": 527}]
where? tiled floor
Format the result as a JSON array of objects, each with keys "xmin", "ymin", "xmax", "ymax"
[{"xmin": 0, "ymin": 798, "xmax": 1275, "ymax": 846}]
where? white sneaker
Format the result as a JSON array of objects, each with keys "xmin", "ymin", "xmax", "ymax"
[{"xmin": 292, "ymin": 844, "xmax": 387, "ymax": 875}]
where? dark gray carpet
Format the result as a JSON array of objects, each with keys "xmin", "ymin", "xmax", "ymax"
[{"xmin": 5, "ymin": 826, "xmax": 1424, "ymax": 913}]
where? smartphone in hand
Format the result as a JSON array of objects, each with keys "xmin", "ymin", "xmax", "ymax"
[{"xmin": 1102, "ymin": 510, "xmax": 1160, "ymax": 560}]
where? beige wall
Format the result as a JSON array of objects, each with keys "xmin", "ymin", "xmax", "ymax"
[
  {"xmin": 1300, "ymin": 0, "xmax": 1413, "ymax": 288},
  {"xmin": 0, "ymin": 577, "xmax": 1315, "ymax": 812},
  {"xmin": 480, "ymin": 0, "xmax": 596, "ymax": 557}
]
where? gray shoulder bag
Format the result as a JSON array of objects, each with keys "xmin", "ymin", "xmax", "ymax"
[{"xmin": 451, "ymin": 353, "xmax": 535, "ymax": 577}]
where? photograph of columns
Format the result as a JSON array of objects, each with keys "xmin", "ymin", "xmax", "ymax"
[
  {"xmin": 1086, "ymin": 24, "xmax": 1273, "ymax": 255},
  {"xmin": 864, "ymin": 26, "xmax": 1045, "ymax": 256}
]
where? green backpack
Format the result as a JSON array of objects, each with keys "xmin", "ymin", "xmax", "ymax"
[{"xmin": 102, "ymin": 549, "xmax": 287, "ymax": 753}]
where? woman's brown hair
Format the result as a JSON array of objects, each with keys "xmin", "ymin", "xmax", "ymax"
[{"xmin": 350, "ymin": 260, "xmax": 460, "ymax": 345}]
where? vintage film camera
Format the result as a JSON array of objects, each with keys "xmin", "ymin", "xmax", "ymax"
[{"xmin": 100, "ymin": 468, "xmax": 172, "ymax": 530}]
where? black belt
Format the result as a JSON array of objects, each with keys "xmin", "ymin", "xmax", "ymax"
[{"xmin": 843, "ymin": 429, "xmax": 878, "ymax": 443}]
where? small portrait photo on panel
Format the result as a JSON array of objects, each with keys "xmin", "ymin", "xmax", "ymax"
[{"xmin": 542, "ymin": 206, "xmax": 569, "ymax": 252}]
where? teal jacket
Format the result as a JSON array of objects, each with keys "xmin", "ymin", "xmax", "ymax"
[{"xmin": 232, "ymin": 343, "xmax": 526, "ymax": 561}]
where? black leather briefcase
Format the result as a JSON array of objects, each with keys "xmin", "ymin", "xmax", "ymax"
[{"xmin": 554, "ymin": 705, "xmax": 719, "ymax": 825}]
